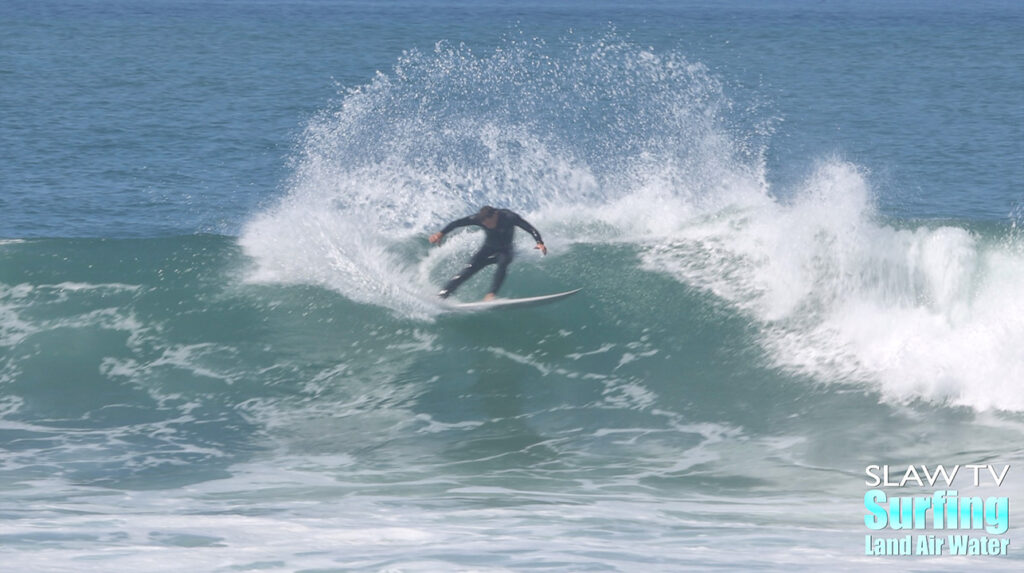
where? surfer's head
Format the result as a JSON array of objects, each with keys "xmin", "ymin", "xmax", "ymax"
[{"xmin": 478, "ymin": 206, "xmax": 499, "ymax": 228}]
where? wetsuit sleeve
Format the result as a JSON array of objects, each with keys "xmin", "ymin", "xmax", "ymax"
[
  {"xmin": 439, "ymin": 216, "xmax": 478, "ymax": 235},
  {"xmin": 512, "ymin": 213, "xmax": 544, "ymax": 244}
]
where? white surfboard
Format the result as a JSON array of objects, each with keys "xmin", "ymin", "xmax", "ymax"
[{"xmin": 447, "ymin": 288, "xmax": 581, "ymax": 311}]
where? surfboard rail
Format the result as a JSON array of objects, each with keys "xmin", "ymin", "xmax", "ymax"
[{"xmin": 446, "ymin": 288, "xmax": 582, "ymax": 311}]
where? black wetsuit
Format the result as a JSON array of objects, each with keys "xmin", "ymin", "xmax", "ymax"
[{"xmin": 437, "ymin": 209, "xmax": 544, "ymax": 298}]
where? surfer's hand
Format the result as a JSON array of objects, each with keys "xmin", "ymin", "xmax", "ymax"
[
  {"xmin": 536, "ymin": 242, "xmax": 547, "ymax": 255},
  {"xmin": 429, "ymin": 232, "xmax": 444, "ymax": 244}
]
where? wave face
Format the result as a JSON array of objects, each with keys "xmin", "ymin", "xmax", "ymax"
[{"xmin": 240, "ymin": 34, "xmax": 1024, "ymax": 411}]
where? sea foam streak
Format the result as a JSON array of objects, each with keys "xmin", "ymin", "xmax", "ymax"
[{"xmin": 240, "ymin": 34, "xmax": 1023, "ymax": 410}]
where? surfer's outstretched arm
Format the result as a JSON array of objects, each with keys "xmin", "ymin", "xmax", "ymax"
[
  {"xmin": 429, "ymin": 216, "xmax": 477, "ymax": 244},
  {"xmin": 512, "ymin": 213, "xmax": 547, "ymax": 255}
]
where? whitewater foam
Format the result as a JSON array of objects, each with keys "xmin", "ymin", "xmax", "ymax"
[
  {"xmin": 639, "ymin": 160, "xmax": 1024, "ymax": 410},
  {"xmin": 239, "ymin": 33, "xmax": 757, "ymax": 315}
]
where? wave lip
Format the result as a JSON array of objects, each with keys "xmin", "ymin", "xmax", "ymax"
[{"xmin": 641, "ymin": 160, "xmax": 1024, "ymax": 411}]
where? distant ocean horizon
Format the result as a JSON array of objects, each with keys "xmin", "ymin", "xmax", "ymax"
[{"xmin": 2, "ymin": 1, "xmax": 1023, "ymax": 570}]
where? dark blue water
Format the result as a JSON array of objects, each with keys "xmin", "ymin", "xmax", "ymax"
[
  {"xmin": 4, "ymin": 0, "xmax": 1021, "ymax": 238},
  {"xmin": 2, "ymin": 1, "xmax": 1023, "ymax": 570}
]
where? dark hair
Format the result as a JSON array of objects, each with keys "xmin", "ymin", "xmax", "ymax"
[{"xmin": 477, "ymin": 206, "xmax": 497, "ymax": 219}]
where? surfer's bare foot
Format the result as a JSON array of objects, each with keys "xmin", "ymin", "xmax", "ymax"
[{"xmin": 483, "ymin": 293, "xmax": 496, "ymax": 302}]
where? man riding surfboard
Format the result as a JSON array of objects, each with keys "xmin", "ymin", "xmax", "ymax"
[{"xmin": 429, "ymin": 206, "xmax": 547, "ymax": 301}]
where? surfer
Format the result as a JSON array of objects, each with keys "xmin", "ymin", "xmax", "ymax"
[{"xmin": 429, "ymin": 206, "xmax": 547, "ymax": 301}]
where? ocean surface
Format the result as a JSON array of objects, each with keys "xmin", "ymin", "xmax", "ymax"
[{"xmin": 2, "ymin": 1, "xmax": 1023, "ymax": 571}]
